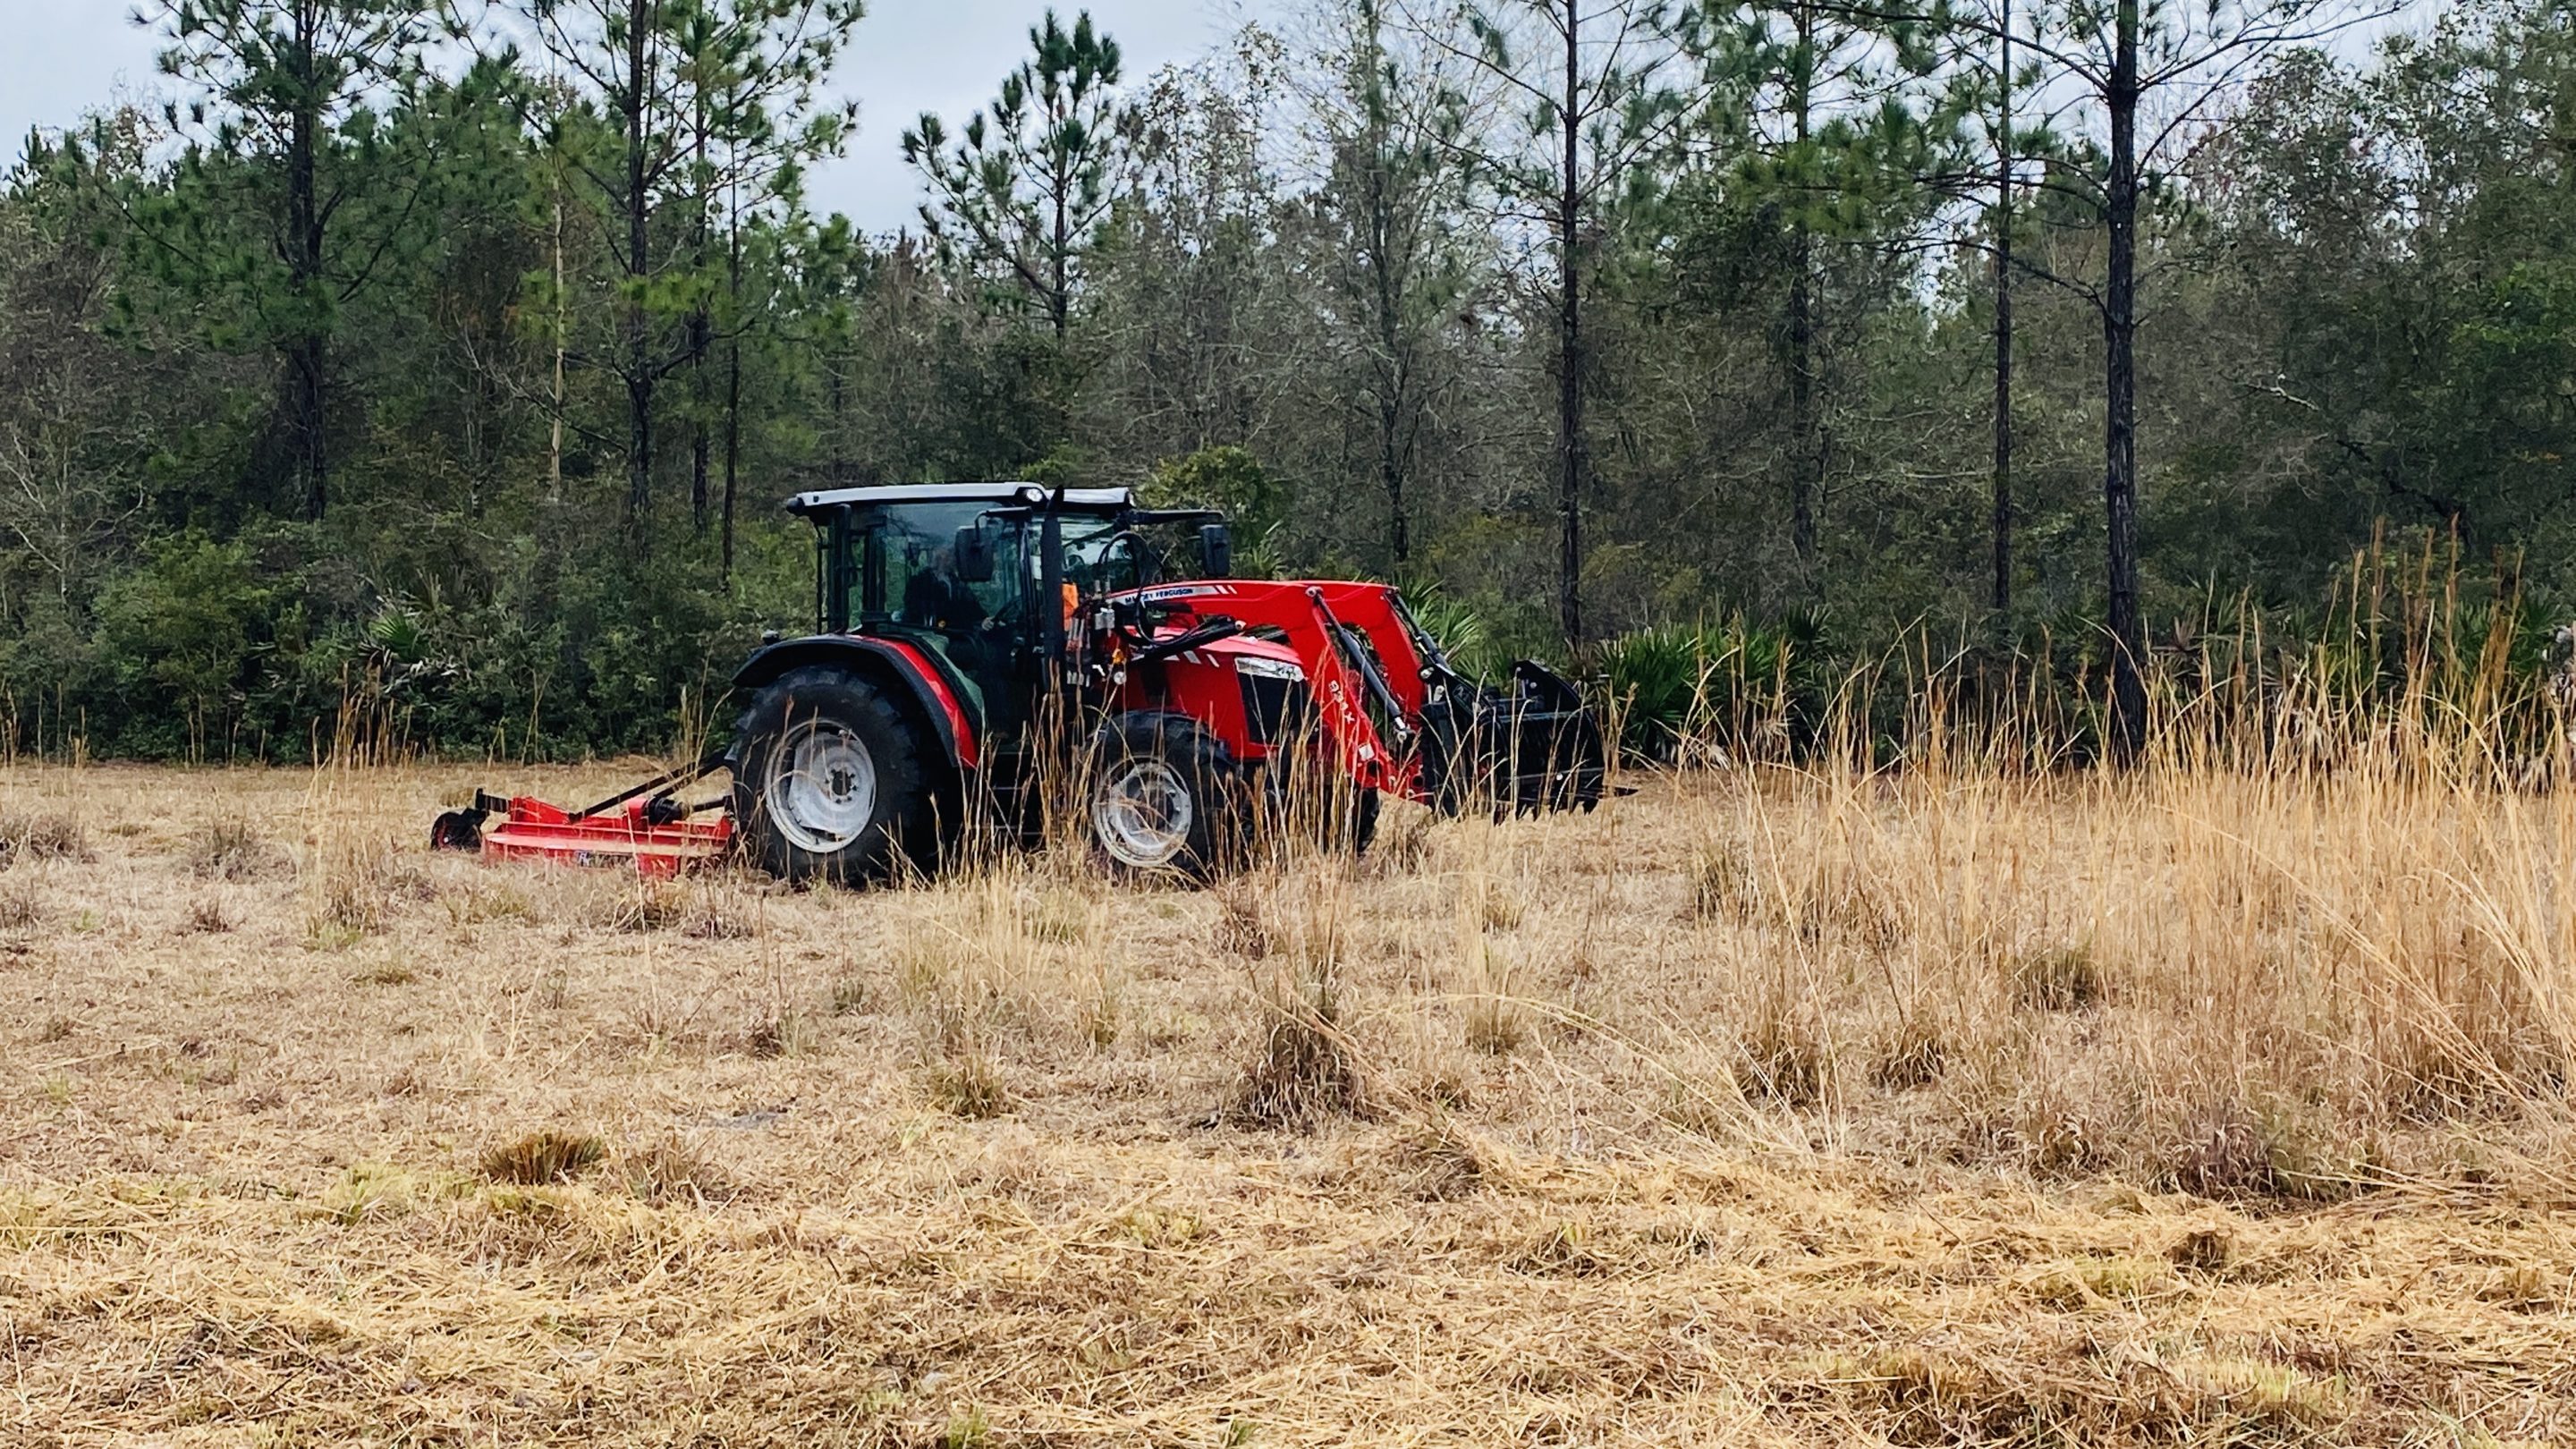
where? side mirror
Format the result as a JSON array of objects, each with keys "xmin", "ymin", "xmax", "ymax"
[
  {"xmin": 953, "ymin": 523, "xmax": 995, "ymax": 583},
  {"xmin": 1198, "ymin": 522, "xmax": 1233, "ymax": 578}
]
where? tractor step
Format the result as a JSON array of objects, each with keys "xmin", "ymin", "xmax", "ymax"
[{"xmin": 430, "ymin": 753, "xmax": 735, "ymax": 878}]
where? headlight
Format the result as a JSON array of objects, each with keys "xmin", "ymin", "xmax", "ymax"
[{"xmin": 1234, "ymin": 656, "xmax": 1305, "ymax": 682}]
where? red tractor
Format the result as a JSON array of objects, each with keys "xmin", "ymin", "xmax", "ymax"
[{"xmin": 434, "ymin": 483, "xmax": 1605, "ymax": 880}]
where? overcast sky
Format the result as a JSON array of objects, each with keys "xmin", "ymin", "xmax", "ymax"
[
  {"xmin": 6, "ymin": 0, "xmax": 2440, "ymax": 235},
  {"xmin": 0, "ymin": 0, "xmax": 1257, "ymax": 233}
]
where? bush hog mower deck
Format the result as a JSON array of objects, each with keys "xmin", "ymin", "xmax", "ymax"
[{"xmin": 433, "ymin": 483, "xmax": 1606, "ymax": 881}]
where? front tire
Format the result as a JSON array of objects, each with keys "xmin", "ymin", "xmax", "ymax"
[
  {"xmin": 733, "ymin": 666, "xmax": 934, "ymax": 884},
  {"xmin": 1087, "ymin": 713, "xmax": 1239, "ymax": 880},
  {"xmin": 1268, "ymin": 754, "xmax": 1378, "ymax": 859},
  {"xmin": 1318, "ymin": 780, "xmax": 1379, "ymax": 857}
]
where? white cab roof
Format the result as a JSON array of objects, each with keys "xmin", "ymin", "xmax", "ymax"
[{"xmin": 785, "ymin": 482, "xmax": 1133, "ymax": 514}]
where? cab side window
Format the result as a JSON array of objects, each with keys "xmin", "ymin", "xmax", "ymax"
[{"xmin": 886, "ymin": 528, "xmax": 933, "ymax": 623}]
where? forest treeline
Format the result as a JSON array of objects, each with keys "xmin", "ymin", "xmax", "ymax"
[{"xmin": 0, "ymin": 0, "xmax": 2568, "ymax": 761}]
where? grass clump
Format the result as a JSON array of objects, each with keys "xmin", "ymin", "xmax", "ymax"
[
  {"xmin": 595, "ymin": 880, "xmax": 688, "ymax": 932},
  {"xmin": 1869, "ymin": 1021, "xmax": 1948, "ymax": 1089},
  {"xmin": 1389, "ymin": 1122, "xmax": 1491, "ymax": 1200},
  {"xmin": 442, "ymin": 877, "xmax": 532, "ymax": 925},
  {"xmin": 828, "ymin": 974, "xmax": 872, "ymax": 1016},
  {"xmin": 1369, "ymin": 804, "xmax": 1435, "ymax": 874},
  {"xmin": 1077, "ymin": 970, "xmax": 1123, "ymax": 1048},
  {"xmin": 182, "ymin": 818, "xmax": 284, "ymax": 881},
  {"xmin": 742, "ymin": 1007, "xmax": 811, "ymax": 1059},
  {"xmin": 2170, "ymin": 1097, "xmax": 2382, "ymax": 1202},
  {"xmin": 926, "ymin": 1053, "xmax": 1014, "ymax": 1119},
  {"xmin": 1738, "ymin": 1003, "xmax": 1828, "ymax": 1106},
  {"xmin": 1459, "ymin": 937, "xmax": 1528, "ymax": 1057},
  {"xmin": 303, "ymin": 835, "xmax": 408, "ymax": 942},
  {"xmin": 479, "ymin": 1128, "xmax": 606, "ymax": 1185},
  {"xmin": 0, "ymin": 812, "xmax": 90, "ymax": 868},
  {"xmin": 0, "ymin": 877, "xmax": 42, "ymax": 932},
  {"xmin": 1212, "ymin": 885, "xmax": 1270, "ymax": 958},
  {"xmin": 1688, "ymin": 843, "xmax": 1758, "ymax": 920},
  {"xmin": 2010, "ymin": 944, "xmax": 2105, "ymax": 1013},
  {"xmin": 942, "ymin": 1406, "xmax": 993, "ymax": 1449},
  {"xmin": 1227, "ymin": 967, "xmax": 1371, "ymax": 1131},
  {"xmin": 1022, "ymin": 886, "xmax": 1094, "ymax": 945},
  {"xmin": 350, "ymin": 957, "xmax": 418, "ymax": 986},
  {"xmin": 1462, "ymin": 992, "xmax": 1527, "ymax": 1057},
  {"xmin": 682, "ymin": 884, "xmax": 756, "ymax": 939},
  {"xmin": 622, "ymin": 1135, "xmax": 733, "ymax": 1207}
]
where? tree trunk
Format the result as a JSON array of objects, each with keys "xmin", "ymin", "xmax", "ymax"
[
  {"xmin": 1356, "ymin": 9, "xmax": 1411, "ymax": 568},
  {"xmin": 1555, "ymin": 0, "xmax": 1587, "ymax": 645},
  {"xmin": 1786, "ymin": 0, "xmax": 1817, "ymax": 570},
  {"xmin": 1788, "ymin": 247, "xmax": 1814, "ymax": 565},
  {"xmin": 1380, "ymin": 395, "xmax": 1409, "ymax": 566},
  {"xmin": 721, "ymin": 202, "xmax": 744, "ymax": 589},
  {"xmin": 287, "ymin": 328, "xmax": 327, "ymax": 522},
  {"xmin": 1050, "ymin": 163, "xmax": 1071, "ymax": 341},
  {"xmin": 1991, "ymin": 0, "xmax": 2012, "ymax": 613},
  {"xmin": 1368, "ymin": 147, "xmax": 1411, "ymax": 565},
  {"xmin": 1992, "ymin": 241, "xmax": 2013, "ymax": 612},
  {"xmin": 623, "ymin": 0, "xmax": 655, "ymax": 538},
  {"xmin": 286, "ymin": 1, "xmax": 327, "ymax": 521},
  {"xmin": 827, "ymin": 359, "xmax": 850, "ymax": 487},
  {"xmin": 548, "ymin": 166, "xmax": 566, "ymax": 506},
  {"xmin": 721, "ymin": 338, "xmax": 741, "ymax": 589},
  {"xmin": 690, "ymin": 308, "xmax": 711, "ymax": 532},
  {"xmin": 2103, "ymin": 0, "xmax": 2147, "ymax": 760},
  {"xmin": 688, "ymin": 96, "xmax": 711, "ymax": 534}
]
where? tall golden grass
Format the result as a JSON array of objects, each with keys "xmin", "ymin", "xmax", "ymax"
[
  {"xmin": 3, "ymin": 637, "xmax": 2572, "ymax": 1441},
  {"xmin": 1602, "ymin": 563, "xmax": 2576, "ymax": 1195}
]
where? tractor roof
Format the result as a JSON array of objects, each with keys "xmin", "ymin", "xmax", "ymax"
[{"xmin": 785, "ymin": 483, "xmax": 1134, "ymax": 516}]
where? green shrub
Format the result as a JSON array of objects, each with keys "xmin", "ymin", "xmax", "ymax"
[{"xmin": 1597, "ymin": 615, "xmax": 1819, "ymax": 763}]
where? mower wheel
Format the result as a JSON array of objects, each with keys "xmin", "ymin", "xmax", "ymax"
[
  {"xmin": 732, "ymin": 666, "xmax": 934, "ymax": 884},
  {"xmin": 1087, "ymin": 712, "xmax": 1239, "ymax": 880},
  {"xmin": 428, "ymin": 808, "xmax": 486, "ymax": 853}
]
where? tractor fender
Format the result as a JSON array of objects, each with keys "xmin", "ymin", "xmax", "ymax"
[{"xmin": 732, "ymin": 635, "xmax": 981, "ymax": 772}]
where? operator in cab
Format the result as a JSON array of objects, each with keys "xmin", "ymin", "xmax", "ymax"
[
  {"xmin": 902, "ymin": 546, "xmax": 987, "ymax": 632},
  {"xmin": 902, "ymin": 543, "xmax": 1000, "ymax": 674}
]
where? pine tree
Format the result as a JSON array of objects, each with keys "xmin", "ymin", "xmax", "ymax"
[
  {"xmin": 140, "ymin": 0, "xmax": 437, "ymax": 521},
  {"xmin": 1426, "ymin": 0, "xmax": 1707, "ymax": 643},
  {"xmin": 903, "ymin": 9, "xmax": 1132, "ymax": 342}
]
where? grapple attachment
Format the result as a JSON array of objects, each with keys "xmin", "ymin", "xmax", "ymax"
[{"xmin": 1418, "ymin": 658, "xmax": 1609, "ymax": 816}]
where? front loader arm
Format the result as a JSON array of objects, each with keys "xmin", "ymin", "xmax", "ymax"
[
  {"xmin": 1289, "ymin": 586, "xmax": 1405, "ymax": 794},
  {"xmin": 1116, "ymin": 576, "xmax": 1606, "ymax": 816}
]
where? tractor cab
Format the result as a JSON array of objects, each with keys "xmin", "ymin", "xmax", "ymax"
[{"xmin": 784, "ymin": 482, "xmax": 1229, "ymax": 738}]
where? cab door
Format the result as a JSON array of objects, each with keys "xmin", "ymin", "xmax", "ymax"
[{"xmin": 952, "ymin": 512, "xmax": 1041, "ymax": 739}]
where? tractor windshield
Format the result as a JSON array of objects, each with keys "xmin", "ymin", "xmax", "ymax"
[
  {"xmin": 1058, "ymin": 515, "xmax": 1148, "ymax": 596},
  {"xmin": 821, "ymin": 500, "xmax": 1153, "ymax": 633},
  {"xmin": 836, "ymin": 501, "xmax": 1024, "ymax": 629}
]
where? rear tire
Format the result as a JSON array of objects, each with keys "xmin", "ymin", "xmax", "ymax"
[
  {"xmin": 1087, "ymin": 713, "xmax": 1238, "ymax": 880},
  {"xmin": 732, "ymin": 666, "xmax": 934, "ymax": 884}
]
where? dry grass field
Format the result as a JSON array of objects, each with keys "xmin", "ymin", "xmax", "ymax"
[{"xmin": 3, "ymin": 751, "xmax": 2573, "ymax": 1445}]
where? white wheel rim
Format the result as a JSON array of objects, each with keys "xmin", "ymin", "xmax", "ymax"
[
  {"xmin": 1093, "ymin": 759, "xmax": 1193, "ymax": 868},
  {"xmin": 767, "ymin": 719, "xmax": 878, "ymax": 854}
]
